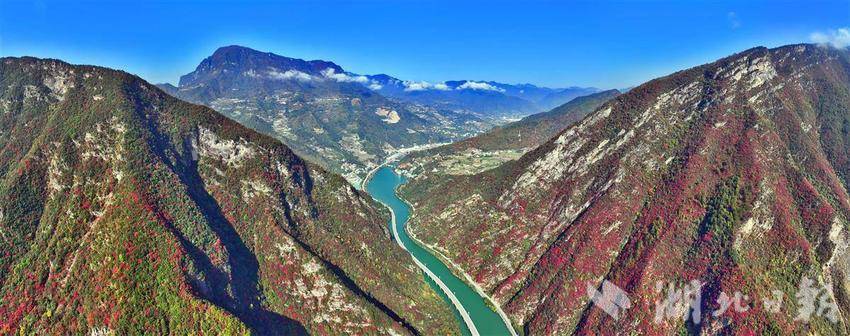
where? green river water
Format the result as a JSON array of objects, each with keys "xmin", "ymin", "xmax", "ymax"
[{"xmin": 365, "ymin": 166, "xmax": 514, "ymax": 336}]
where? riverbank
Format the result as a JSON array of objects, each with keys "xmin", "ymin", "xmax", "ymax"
[
  {"xmin": 364, "ymin": 157, "xmax": 518, "ymax": 336},
  {"xmin": 359, "ymin": 142, "xmax": 451, "ymax": 190},
  {"xmin": 402, "ymin": 197, "xmax": 519, "ymax": 336},
  {"xmin": 370, "ymin": 189, "xmax": 480, "ymax": 336}
]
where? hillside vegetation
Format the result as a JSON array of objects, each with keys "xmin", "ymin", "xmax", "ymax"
[
  {"xmin": 0, "ymin": 57, "xmax": 458, "ymax": 335},
  {"xmin": 402, "ymin": 44, "xmax": 850, "ymax": 335}
]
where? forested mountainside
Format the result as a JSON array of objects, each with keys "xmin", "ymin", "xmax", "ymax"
[
  {"xmin": 398, "ymin": 89, "xmax": 619, "ymax": 178},
  {"xmin": 400, "ymin": 44, "xmax": 850, "ymax": 334},
  {"xmin": 0, "ymin": 57, "xmax": 458, "ymax": 335},
  {"xmin": 162, "ymin": 45, "xmax": 492, "ymax": 187}
]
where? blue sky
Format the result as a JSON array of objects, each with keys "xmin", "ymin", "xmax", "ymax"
[{"xmin": 1, "ymin": 0, "xmax": 848, "ymax": 88}]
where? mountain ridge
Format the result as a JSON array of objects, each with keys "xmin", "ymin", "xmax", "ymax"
[
  {"xmin": 162, "ymin": 45, "xmax": 604, "ymax": 187},
  {"xmin": 167, "ymin": 45, "xmax": 493, "ymax": 187},
  {"xmin": 0, "ymin": 56, "xmax": 458, "ymax": 335},
  {"xmin": 400, "ymin": 43, "xmax": 850, "ymax": 334},
  {"xmin": 397, "ymin": 89, "xmax": 619, "ymax": 179},
  {"xmin": 172, "ymin": 45, "xmax": 599, "ymax": 117}
]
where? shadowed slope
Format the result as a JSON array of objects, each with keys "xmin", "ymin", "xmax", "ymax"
[
  {"xmin": 0, "ymin": 57, "xmax": 458, "ymax": 335},
  {"xmin": 402, "ymin": 44, "xmax": 850, "ymax": 335}
]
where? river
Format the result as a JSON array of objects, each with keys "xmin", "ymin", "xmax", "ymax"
[{"xmin": 365, "ymin": 166, "xmax": 515, "ymax": 336}]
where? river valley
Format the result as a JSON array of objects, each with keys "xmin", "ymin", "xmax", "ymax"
[{"xmin": 365, "ymin": 166, "xmax": 515, "ymax": 336}]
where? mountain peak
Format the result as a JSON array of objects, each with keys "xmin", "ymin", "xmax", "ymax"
[
  {"xmin": 202, "ymin": 45, "xmax": 274, "ymax": 68},
  {"xmin": 207, "ymin": 45, "xmax": 343, "ymax": 72},
  {"xmin": 178, "ymin": 46, "xmax": 344, "ymax": 89},
  {"xmin": 211, "ymin": 44, "xmax": 262, "ymax": 56}
]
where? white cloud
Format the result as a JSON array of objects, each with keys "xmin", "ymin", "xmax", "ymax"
[
  {"xmin": 403, "ymin": 81, "xmax": 433, "ymax": 91},
  {"xmin": 727, "ymin": 12, "xmax": 740, "ymax": 29},
  {"xmin": 402, "ymin": 80, "xmax": 510, "ymax": 93},
  {"xmin": 811, "ymin": 28, "xmax": 850, "ymax": 48},
  {"xmin": 267, "ymin": 69, "xmax": 314, "ymax": 81},
  {"xmin": 321, "ymin": 68, "xmax": 386, "ymax": 90},
  {"xmin": 321, "ymin": 68, "xmax": 369, "ymax": 83},
  {"xmin": 403, "ymin": 80, "xmax": 451, "ymax": 91},
  {"xmin": 456, "ymin": 81, "xmax": 505, "ymax": 92}
]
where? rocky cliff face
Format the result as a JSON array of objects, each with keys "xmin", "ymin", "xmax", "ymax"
[
  {"xmin": 0, "ymin": 57, "xmax": 458, "ymax": 335},
  {"xmin": 166, "ymin": 45, "xmax": 490, "ymax": 187},
  {"xmin": 402, "ymin": 44, "xmax": 850, "ymax": 334}
]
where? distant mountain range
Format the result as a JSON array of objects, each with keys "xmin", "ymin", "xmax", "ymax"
[
  {"xmin": 160, "ymin": 45, "xmax": 496, "ymax": 186},
  {"xmin": 0, "ymin": 57, "xmax": 458, "ymax": 335},
  {"xmin": 364, "ymin": 75, "xmax": 600, "ymax": 117},
  {"xmin": 399, "ymin": 44, "xmax": 850, "ymax": 334},
  {"xmin": 162, "ymin": 45, "xmax": 598, "ymax": 119},
  {"xmin": 159, "ymin": 45, "xmax": 599, "ymax": 186},
  {"xmin": 398, "ymin": 89, "xmax": 619, "ymax": 177},
  {"xmin": 427, "ymin": 89, "xmax": 620, "ymax": 154}
]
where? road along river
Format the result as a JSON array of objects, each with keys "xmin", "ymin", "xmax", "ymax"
[{"xmin": 365, "ymin": 166, "xmax": 516, "ymax": 336}]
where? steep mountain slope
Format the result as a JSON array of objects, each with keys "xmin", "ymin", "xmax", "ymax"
[
  {"xmin": 398, "ymin": 90, "xmax": 618, "ymax": 178},
  {"xmin": 401, "ymin": 44, "xmax": 850, "ymax": 334},
  {"xmin": 0, "ymin": 57, "xmax": 458, "ymax": 335},
  {"xmin": 165, "ymin": 45, "xmax": 490, "ymax": 186}
]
